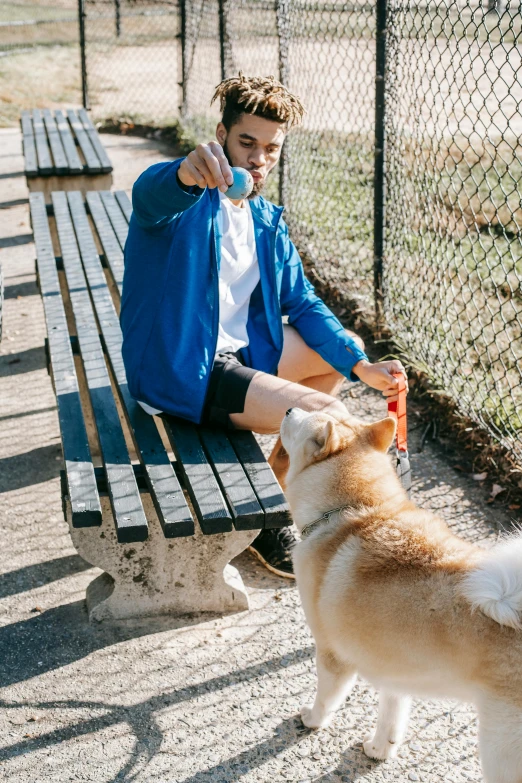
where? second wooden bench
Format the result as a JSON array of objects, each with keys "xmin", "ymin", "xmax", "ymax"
[{"xmin": 22, "ymin": 108, "xmax": 113, "ymax": 202}]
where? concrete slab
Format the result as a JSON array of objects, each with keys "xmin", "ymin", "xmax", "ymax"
[{"xmin": 0, "ymin": 128, "xmax": 512, "ymax": 782}]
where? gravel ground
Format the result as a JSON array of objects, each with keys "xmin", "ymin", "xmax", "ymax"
[{"xmin": 0, "ymin": 128, "xmax": 515, "ymax": 782}]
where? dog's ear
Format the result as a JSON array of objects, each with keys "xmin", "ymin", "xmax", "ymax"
[
  {"xmin": 367, "ymin": 417, "xmax": 396, "ymax": 452},
  {"xmin": 313, "ymin": 420, "xmax": 340, "ymax": 460}
]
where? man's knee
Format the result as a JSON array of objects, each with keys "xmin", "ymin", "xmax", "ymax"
[
  {"xmin": 300, "ymin": 390, "xmax": 346, "ymax": 418},
  {"xmin": 346, "ymin": 328, "xmax": 365, "ymax": 352}
]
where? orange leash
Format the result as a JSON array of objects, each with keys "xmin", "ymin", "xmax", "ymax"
[
  {"xmin": 387, "ymin": 374, "xmax": 412, "ymax": 496},
  {"xmin": 387, "ymin": 374, "xmax": 408, "ymax": 453}
]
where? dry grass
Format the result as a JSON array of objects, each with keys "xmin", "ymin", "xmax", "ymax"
[
  {"xmin": 0, "ymin": 45, "xmax": 81, "ymax": 126},
  {"xmin": 0, "ymin": 0, "xmax": 76, "ymax": 23}
]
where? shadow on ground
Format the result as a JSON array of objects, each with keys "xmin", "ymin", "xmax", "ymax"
[
  {"xmin": 3, "ymin": 280, "xmax": 38, "ymax": 299},
  {"xmin": 0, "ymin": 443, "xmax": 62, "ymax": 491},
  {"xmin": 0, "ymin": 615, "xmax": 315, "ymax": 782},
  {"xmin": 0, "ymin": 554, "xmax": 91, "ymax": 599},
  {"xmin": 0, "ymin": 346, "xmax": 47, "ymax": 377},
  {"xmin": 0, "ymin": 233, "xmax": 33, "ymax": 248}
]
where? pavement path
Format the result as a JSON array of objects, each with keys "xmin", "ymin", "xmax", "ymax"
[{"xmin": 0, "ymin": 127, "xmax": 515, "ymax": 782}]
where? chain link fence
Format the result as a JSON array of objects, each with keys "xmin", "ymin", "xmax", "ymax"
[
  {"xmin": 181, "ymin": 0, "xmax": 376, "ymax": 303},
  {"xmin": 277, "ymin": 1, "xmax": 376, "ymax": 307},
  {"xmin": 84, "ymin": 0, "xmax": 181, "ymax": 122},
  {"xmin": 176, "ymin": 0, "xmax": 522, "ymax": 464},
  {"xmin": 0, "ymin": 0, "xmax": 81, "ymax": 125},
  {"xmin": 0, "ymin": 0, "xmax": 78, "ymax": 55},
  {"xmin": 384, "ymin": 0, "xmax": 522, "ymax": 460}
]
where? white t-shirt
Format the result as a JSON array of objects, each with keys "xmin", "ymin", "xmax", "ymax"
[
  {"xmin": 138, "ymin": 192, "xmax": 259, "ymax": 416},
  {"xmin": 216, "ymin": 190, "xmax": 260, "ymax": 352}
]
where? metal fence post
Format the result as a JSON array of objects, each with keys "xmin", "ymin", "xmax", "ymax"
[
  {"xmin": 78, "ymin": 0, "xmax": 89, "ymax": 109},
  {"xmin": 276, "ymin": 0, "xmax": 290, "ymax": 207},
  {"xmin": 373, "ymin": 0, "xmax": 387, "ymax": 324},
  {"xmin": 115, "ymin": 0, "xmax": 121, "ymax": 38},
  {"xmin": 218, "ymin": 0, "xmax": 234, "ymax": 81},
  {"xmin": 179, "ymin": 0, "xmax": 187, "ymax": 118}
]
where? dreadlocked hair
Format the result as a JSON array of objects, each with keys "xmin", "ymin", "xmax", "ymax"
[{"xmin": 211, "ymin": 73, "xmax": 305, "ymax": 131}]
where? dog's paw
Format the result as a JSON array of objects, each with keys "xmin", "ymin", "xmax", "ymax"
[
  {"xmin": 300, "ymin": 704, "xmax": 332, "ymax": 730},
  {"xmin": 363, "ymin": 733, "xmax": 398, "ymax": 761}
]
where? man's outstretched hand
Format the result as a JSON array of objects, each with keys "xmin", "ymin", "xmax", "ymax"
[
  {"xmin": 352, "ymin": 359, "xmax": 408, "ymax": 400},
  {"xmin": 178, "ymin": 142, "xmax": 234, "ymax": 193}
]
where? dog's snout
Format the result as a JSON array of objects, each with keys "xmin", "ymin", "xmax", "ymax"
[{"xmin": 285, "ymin": 408, "xmax": 293, "ymax": 417}]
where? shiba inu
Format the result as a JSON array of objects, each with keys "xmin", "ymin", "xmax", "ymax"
[{"xmin": 280, "ymin": 407, "xmax": 522, "ymax": 783}]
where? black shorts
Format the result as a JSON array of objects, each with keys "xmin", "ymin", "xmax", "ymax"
[{"xmin": 200, "ymin": 351, "xmax": 257, "ymax": 428}]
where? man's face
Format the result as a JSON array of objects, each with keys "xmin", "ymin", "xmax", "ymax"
[{"xmin": 216, "ymin": 113, "xmax": 286, "ymax": 197}]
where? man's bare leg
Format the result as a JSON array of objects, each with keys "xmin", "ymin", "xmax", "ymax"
[{"xmin": 230, "ymin": 325, "xmax": 364, "ymax": 487}]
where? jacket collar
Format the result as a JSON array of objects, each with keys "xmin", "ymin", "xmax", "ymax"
[{"xmin": 249, "ymin": 195, "xmax": 284, "ymax": 230}]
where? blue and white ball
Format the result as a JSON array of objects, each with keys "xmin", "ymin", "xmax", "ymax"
[{"xmin": 225, "ymin": 167, "xmax": 254, "ymax": 200}]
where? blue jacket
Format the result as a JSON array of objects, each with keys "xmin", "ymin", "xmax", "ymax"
[{"xmin": 120, "ymin": 158, "xmax": 368, "ymax": 423}]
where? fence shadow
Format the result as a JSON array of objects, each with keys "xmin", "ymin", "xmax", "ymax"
[
  {"xmin": 4, "ymin": 280, "xmax": 38, "ymax": 299},
  {"xmin": 0, "ymin": 443, "xmax": 62, "ymax": 491},
  {"xmin": 0, "ymin": 598, "xmax": 315, "ymax": 782},
  {"xmin": 0, "ymin": 554, "xmax": 91, "ymax": 600},
  {"xmin": 0, "ymin": 346, "xmax": 47, "ymax": 377}
]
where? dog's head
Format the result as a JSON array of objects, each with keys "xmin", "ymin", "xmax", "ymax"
[{"xmin": 280, "ymin": 408, "xmax": 400, "ymax": 519}]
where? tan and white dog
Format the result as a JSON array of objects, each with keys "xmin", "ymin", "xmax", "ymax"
[{"xmin": 280, "ymin": 407, "xmax": 522, "ymax": 783}]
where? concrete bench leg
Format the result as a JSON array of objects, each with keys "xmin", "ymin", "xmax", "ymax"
[{"xmin": 66, "ymin": 495, "xmax": 258, "ymax": 622}]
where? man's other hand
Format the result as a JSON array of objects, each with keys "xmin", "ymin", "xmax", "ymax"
[
  {"xmin": 352, "ymin": 359, "xmax": 408, "ymax": 400},
  {"xmin": 178, "ymin": 142, "xmax": 234, "ymax": 193}
]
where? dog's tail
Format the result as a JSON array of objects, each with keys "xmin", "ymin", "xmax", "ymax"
[{"xmin": 460, "ymin": 532, "xmax": 522, "ymax": 630}]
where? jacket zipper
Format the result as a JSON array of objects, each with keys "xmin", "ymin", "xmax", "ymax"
[
  {"xmin": 199, "ymin": 203, "xmax": 220, "ymax": 419},
  {"xmin": 269, "ymin": 213, "xmax": 284, "ymax": 370},
  {"xmin": 204, "ymin": 200, "xmax": 284, "ymax": 407}
]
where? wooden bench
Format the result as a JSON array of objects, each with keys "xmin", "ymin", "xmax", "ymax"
[
  {"xmin": 0, "ymin": 262, "xmax": 3, "ymax": 342},
  {"xmin": 29, "ymin": 189, "xmax": 291, "ymax": 622},
  {"xmin": 22, "ymin": 109, "xmax": 113, "ymax": 203}
]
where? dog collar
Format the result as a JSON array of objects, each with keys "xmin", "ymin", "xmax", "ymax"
[{"xmin": 300, "ymin": 506, "xmax": 351, "ymax": 540}]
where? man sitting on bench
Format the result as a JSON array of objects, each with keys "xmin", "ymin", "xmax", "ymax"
[{"xmin": 120, "ymin": 73, "xmax": 407, "ymax": 578}]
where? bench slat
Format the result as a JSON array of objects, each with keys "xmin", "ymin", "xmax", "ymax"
[
  {"xmin": 52, "ymin": 191, "xmax": 148, "ymax": 544},
  {"xmin": 199, "ymin": 428, "xmax": 264, "ymax": 530},
  {"xmin": 78, "ymin": 109, "xmax": 113, "ymax": 173},
  {"xmin": 163, "ymin": 417, "xmax": 233, "ymax": 535},
  {"xmin": 21, "ymin": 111, "xmax": 38, "ymax": 177},
  {"xmin": 100, "ymin": 191, "xmax": 129, "ymax": 250},
  {"xmin": 85, "ymin": 191, "xmax": 124, "ymax": 294},
  {"xmin": 54, "ymin": 109, "xmax": 83, "ymax": 174},
  {"xmin": 42, "ymin": 109, "xmax": 68, "ymax": 174},
  {"xmin": 228, "ymin": 431, "xmax": 292, "ymax": 528},
  {"xmin": 29, "ymin": 192, "xmax": 102, "ymax": 527},
  {"xmin": 32, "ymin": 109, "xmax": 53, "ymax": 175},
  {"xmin": 67, "ymin": 109, "xmax": 102, "ymax": 173},
  {"xmin": 66, "ymin": 191, "xmax": 195, "ymax": 538},
  {"xmin": 115, "ymin": 190, "xmax": 132, "ymax": 223}
]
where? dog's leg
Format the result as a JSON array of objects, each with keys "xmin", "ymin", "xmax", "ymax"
[
  {"xmin": 363, "ymin": 691, "xmax": 411, "ymax": 761},
  {"xmin": 301, "ymin": 649, "xmax": 357, "ymax": 730},
  {"xmin": 478, "ymin": 697, "xmax": 522, "ymax": 783}
]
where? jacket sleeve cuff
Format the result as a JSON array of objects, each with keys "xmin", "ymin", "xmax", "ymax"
[
  {"xmin": 175, "ymin": 169, "xmax": 205, "ymax": 196},
  {"xmin": 343, "ymin": 341, "xmax": 369, "ymax": 382}
]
